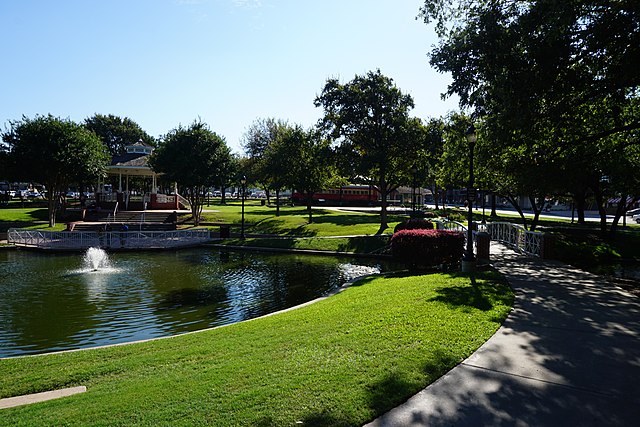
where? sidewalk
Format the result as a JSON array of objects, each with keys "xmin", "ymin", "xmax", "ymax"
[{"xmin": 366, "ymin": 243, "xmax": 640, "ymax": 426}]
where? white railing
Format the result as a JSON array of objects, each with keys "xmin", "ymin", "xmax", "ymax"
[
  {"xmin": 435, "ymin": 219, "xmax": 545, "ymax": 257},
  {"xmin": 177, "ymin": 194, "xmax": 191, "ymax": 210},
  {"xmin": 479, "ymin": 222, "xmax": 543, "ymax": 257},
  {"xmin": 8, "ymin": 228, "xmax": 211, "ymax": 250},
  {"xmin": 435, "ymin": 219, "xmax": 467, "ymax": 232}
]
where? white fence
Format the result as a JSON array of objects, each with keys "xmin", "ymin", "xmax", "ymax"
[
  {"xmin": 435, "ymin": 220, "xmax": 545, "ymax": 257},
  {"xmin": 436, "ymin": 219, "xmax": 467, "ymax": 233},
  {"xmin": 8, "ymin": 228, "xmax": 211, "ymax": 251},
  {"xmin": 478, "ymin": 222, "xmax": 544, "ymax": 257}
]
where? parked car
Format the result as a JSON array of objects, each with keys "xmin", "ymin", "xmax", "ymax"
[{"xmin": 26, "ymin": 190, "xmax": 44, "ymax": 199}]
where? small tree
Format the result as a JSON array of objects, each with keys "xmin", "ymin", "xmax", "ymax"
[
  {"xmin": 286, "ymin": 127, "xmax": 339, "ymax": 224},
  {"xmin": 2, "ymin": 115, "xmax": 110, "ymax": 226},
  {"xmin": 149, "ymin": 120, "xmax": 232, "ymax": 226}
]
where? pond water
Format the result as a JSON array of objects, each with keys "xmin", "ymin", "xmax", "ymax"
[{"xmin": 0, "ymin": 248, "xmax": 396, "ymax": 358}]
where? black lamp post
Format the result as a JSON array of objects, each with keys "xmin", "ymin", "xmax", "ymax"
[
  {"xmin": 411, "ymin": 165, "xmax": 417, "ymax": 213},
  {"xmin": 462, "ymin": 124, "xmax": 477, "ymax": 272},
  {"xmin": 240, "ymin": 176, "xmax": 247, "ymax": 239}
]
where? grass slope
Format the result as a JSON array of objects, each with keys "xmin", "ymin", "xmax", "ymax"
[{"xmin": 0, "ymin": 271, "xmax": 512, "ymax": 426}]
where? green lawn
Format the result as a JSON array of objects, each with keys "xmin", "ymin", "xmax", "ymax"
[
  {"xmin": 0, "ymin": 207, "xmax": 68, "ymax": 232},
  {"xmin": 0, "ymin": 271, "xmax": 512, "ymax": 426},
  {"xmin": 200, "ymin": 202, "xmax": 404, "ymax": 236}
]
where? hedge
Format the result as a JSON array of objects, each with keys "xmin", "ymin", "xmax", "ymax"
[
  {"xmin": 393, "ymin": 218, "xmax": 434, "ymax": 233},
  {"xmin": 390, "ymin": 229, "xmax": 465, "ymax": 268}
]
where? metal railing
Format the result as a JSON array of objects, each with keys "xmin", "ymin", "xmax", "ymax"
[
  {"xmin": 8, "ymin": 228, "xmax": 211, "ymax": 251},
  {"xmin": 435, "ymin": 219, "xmax": 545, "ymax": 257},
  {"xmin": 177, "ymin": 194, "xmax": 191, "ymax": 210},
  {"xmin": 435, "ymin": 219, "xmax": 467, "ymax": 232},
  {"xmin": 478, "ymin": 222, "xmax": 543, "ymax": 257}
]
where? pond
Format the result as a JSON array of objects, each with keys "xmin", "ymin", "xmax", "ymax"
[{"xmin": 0, "ymin": 248, "xmax": 397, "ymax": 358}]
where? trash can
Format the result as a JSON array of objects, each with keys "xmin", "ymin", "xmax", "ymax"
[
  {"xmin": 476, "ymin": 231, "xmax": 490, "ymax": 264},
  {"xmin": 220, "ymin": 225, "xmax": 231, "ymax": 238}
]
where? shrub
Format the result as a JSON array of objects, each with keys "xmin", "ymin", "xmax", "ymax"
[
  {"xmin": 393, "ymin": 218, "xmax": 434, "ymax": 233},
  {"xmin": 390, "ymin": 229, "xmax": 465, "ymax": 268}
]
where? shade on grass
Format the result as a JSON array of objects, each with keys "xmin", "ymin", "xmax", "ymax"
[
  {"xmin": 216, "ymin": 236, "xmax": 391, "ymax": 254},
  {"xmin": 0, "ymin": 271, "xmax": 512, "ymax": 426},
  {"xmin": 201, "ymin": 203, "xmax": 403, "ymax": 236}
]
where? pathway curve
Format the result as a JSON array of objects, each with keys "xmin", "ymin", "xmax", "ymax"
[{"xmin": 366, "ymin": 243, "xmax": 640, "ymax": 426}]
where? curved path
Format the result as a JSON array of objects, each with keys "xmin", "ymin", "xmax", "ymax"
[{"xmin": 366, "ymin": 243, "xmax": 640, "ymax": 426}]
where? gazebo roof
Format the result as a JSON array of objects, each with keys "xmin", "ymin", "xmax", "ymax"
[{"xmin": 108, "ymin": 141, "xmax": 157, "ymax": 177}]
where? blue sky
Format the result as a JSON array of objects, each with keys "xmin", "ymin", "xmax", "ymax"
[{"xmin": 0, "ymin": 0, "xmax": 459, "ymax": 153}]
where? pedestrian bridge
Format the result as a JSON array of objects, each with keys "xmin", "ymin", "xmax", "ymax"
[
  {"xmin": 7, "ymin": 228, "xmax": 211, "ymax": 251},
  {"xmin": 436, "ymin": 220, "xmax": 549, "ymax": 258}
]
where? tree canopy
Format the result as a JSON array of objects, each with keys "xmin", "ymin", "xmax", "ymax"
[
  {"xmin": 2, "ymin": 114, "xmax": 110, "ymax": 226},
  {"xmin": 85, "ymin": 114, "xmax": 155, "ymax": 157},
  {"xmin": 315, "ymin": 69, "xmax": 420, "ymax": 232},
  {"xmin": 149, "ymin": 120, "xmax": 231, "ymax": 226},
  {"xmin": 420, "ymin": 0, "xmax": 640, "ymax": 233}
]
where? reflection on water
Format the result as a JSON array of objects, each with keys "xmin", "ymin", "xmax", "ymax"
[{"xmin": 0, "ymin": 249, "xmax": 395, "ymax": 357}]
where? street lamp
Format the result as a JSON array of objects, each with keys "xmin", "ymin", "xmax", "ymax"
[
  {"xmin": 410, "ymin": 165, "xmax": 417, "ymax": 214},
  {"xmin": 240, "ymin": 176, "xmax": 247, "ymax": 239},
  {"xmin": 462, "ymin": 124, "xmax": 477, "ymax": 273}
]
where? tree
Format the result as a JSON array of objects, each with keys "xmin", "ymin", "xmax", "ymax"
[
  {"xmin": 149, "ymin": 120, "xmax": 232, "ymax": 226},
  {"xmin": 2, "ymin": 115, "xmax": 110, "ymax": 226},
  {"xmin": 242, "ymin": 118, "xmax": 291, "ymax": 211},
  {"xmin": 315, "ymin": 69, "xmax": 418, "ymax": 232},
  {"xmin": 282, "ymin": 126, "xmax": 339, "ymax": 223},
  {"xmin": 85, "ymin": 114, "xmax": 155, "ymax": 157},
  {"xmin": 420, "ymin": 0, "xmax": 640, "ymax": 234},
  {"xmin": 217, "ymin": 152, "xmax": 239, "ymax": 205}
]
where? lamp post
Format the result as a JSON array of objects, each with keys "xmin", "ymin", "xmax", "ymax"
[
  {"xmin": 411, "ymin": 165, "xmax": 417, "ymax": 214},
  {"xmin": 462, "ymin": 124, "xmax": 477, "ymax": 273},
  {"xmin": 240, "ymin": 176, "xmax": 247, "ymax": 239}
]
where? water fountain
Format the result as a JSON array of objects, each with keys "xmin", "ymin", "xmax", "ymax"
[{"xmin": 82, "ymin": 247, "xmax": 111, "ymax": 271}]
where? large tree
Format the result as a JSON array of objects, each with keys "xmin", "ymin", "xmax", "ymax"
[
  {"xmin": 2, "ymin": 115, "xmax": 110, "ymax": 226},
  {"xmin": 85, "ymin": 113, "xmax": 155, "ymax": 156},
  {"xmin": 149, "ymin": 120, "xmax": 232, "ymax": 226},
  {"xmin": 315, "ymin": 69, "xmax": 418, "ymax": 232},
  {"xmin": 420, "ymin": 0, "xmax": 640, "ymax": 234}
]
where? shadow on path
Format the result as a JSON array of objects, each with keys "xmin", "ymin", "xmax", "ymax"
[{"xmin": 366, "ymin": 243, "xmax": 640, "ymax": 426}]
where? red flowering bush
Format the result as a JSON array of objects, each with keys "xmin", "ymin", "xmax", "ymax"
[{"xmin": 390, "ymin": 229, "xmax": 464, "ymax": 268}]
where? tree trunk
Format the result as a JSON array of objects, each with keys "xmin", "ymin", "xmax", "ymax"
[
  {"xmin": 506, "ymin": 194, "xmax": 528, "ymax": 230},
  {"xmin": 47, "ymin": 193, "xmax": 57, "ymax": 227},
  {"xmin": 490, "ymin": 192, "xmax": 498, "ymax": 218},
  {"xmin": 593, "ymin": 189, "xmax": 608, "ymax": 236},
  {"xmin": 575, "ymin": 192, "xmax": 586, "ymax": 224},
  {"xmin": 528, "ymin": 196, "xmax": 544, "ymax": 231},
  {"xmin": 433, "ymin": 185, "xmax": 440, "ymax": 210},
  {"xmin": 377, "ymin": 175, "xmax": 388, "ymax": 234},
  {"xmin": 306, "ymin": 191, "xmax": 313, "ymax": 224},
  {"xmin": 610, "ymin": 196, "xmax": 639, "ymax": 236},
  {"xmin": 275, "ymin": 188, "xmax": 280, "ymax": 217}
]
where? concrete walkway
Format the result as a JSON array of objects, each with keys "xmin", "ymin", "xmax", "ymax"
[{"xmin": 366, "ymin": 243, "xmax": 640, "ymax": 426}]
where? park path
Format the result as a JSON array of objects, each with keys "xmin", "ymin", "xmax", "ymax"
[{"xmin": 366, "ymin": 243, "xmax": 640, "ymax": 426}]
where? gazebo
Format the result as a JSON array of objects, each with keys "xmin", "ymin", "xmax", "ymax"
[{"xmin": 96, "ymin": 140, "xmax": 184, "ymax": 211}]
